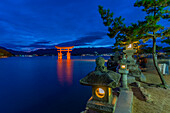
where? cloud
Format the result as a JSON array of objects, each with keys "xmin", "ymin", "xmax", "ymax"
[
  {"xmin": 34, "ymin": 40, "xmax": 52, "ymax": 44},
  {"xmin": 85, "ymin": 31, "xmax": 107, "ymax": 37},
  {"xmin": 0, "ymin": 0, "xmax": 169, "ymax": 51},
  {"xmin": 56, "ymin": 35, "xmax": 104, "ymax": 47},
  {"xmin": 3, "ymin": 33, "xmax": 105, "ymax": 50},
  {"xmin": 19, "ymin": 44, "xmax": 54, "ymax": 49}
]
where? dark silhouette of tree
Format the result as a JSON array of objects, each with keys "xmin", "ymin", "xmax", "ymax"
[{"xmin": 98, "ymin": 0, "xmax": 170, "ymax": 88}]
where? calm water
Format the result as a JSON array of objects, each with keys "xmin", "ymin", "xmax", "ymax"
[{"xmin": 0, "ymin": 56, "xmax": 109, "ymax": 113}]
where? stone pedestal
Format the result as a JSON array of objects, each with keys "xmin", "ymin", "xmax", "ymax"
[
  {"xmin": 114, "ymin": 90, "xmax": 133, "ymax": 113},
  {"xmin": 86, "ymin": 96, "xmax": 117, "ymax": 113},
  {"xmin": 119, "ymin": 69, "xmax": 129, "ymax": 90}
]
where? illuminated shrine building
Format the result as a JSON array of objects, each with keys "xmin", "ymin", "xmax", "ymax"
[{"xmin": 55, "ymin": 46, "xmax": 74, "ymax": 60}]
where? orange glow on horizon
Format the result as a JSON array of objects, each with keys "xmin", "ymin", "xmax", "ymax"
[{"xmin": 0, "ymin": 56, "xmax": 8, "ymax": 58}]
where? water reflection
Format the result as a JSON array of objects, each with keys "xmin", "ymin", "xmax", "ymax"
[
  {"xmin": 72, "ymin": 59, "xmax": 108, "ymax": 62},
  {"xmin": 57, "ymin": 59, "xmax": 73, "ymax": 85},
  {"xmin": 66, "ymin": 59, "xmax": 72, "ymax": 84}
]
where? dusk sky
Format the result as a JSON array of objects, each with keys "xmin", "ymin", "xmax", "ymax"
[{"xmin": 0, "ymin": 0, "xmax": 169, "ymax": 51}]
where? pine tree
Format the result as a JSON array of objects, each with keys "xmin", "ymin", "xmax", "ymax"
[
  {"xmin": 99, "ymin": 0, "xmax": 170, "ymax": 88},
  {"xmin": 134, "ymin": 0, "xmax": 169, "ymax": 88},
  {"xmin": 98, "ymin": 6, "xmax": 142, "ymax": 46}
]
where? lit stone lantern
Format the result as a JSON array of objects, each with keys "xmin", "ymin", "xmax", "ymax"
[
  {"xmin": 80, "ymin": 57, "xmax": 121, "ymax": 113},
  {"xmin": 119, "ymin": 55, "xmax": 129, "ymax": 90},
  {"xmin": 120, "ymin": 64, "xmax": 127, "ymax": 70},
  {"xmin": 123, "ymin": 42, "xmax": 146, "ymax": 83},
  {"xmin": 126, "ymin": 43, "xmax": 133, "ymax": 50}
]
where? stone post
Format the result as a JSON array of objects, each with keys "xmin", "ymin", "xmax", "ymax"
[
  {"xmin": 119, "ymin": 55, "xmax": 129, "ymax": 90},
  {"xmin": 122, "ymin": 72, "xmax": 128, "ymax": 89},
  {"xmin": 119, "ymin": 66, "xmax": 129, "ymax": 90}
]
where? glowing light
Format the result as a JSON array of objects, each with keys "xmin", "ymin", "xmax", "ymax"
[
  {"xmin": 55, "ymin": 46, "xmax": 74, "ymax": 60},
  {"xmin": 67, "ymin": 52, "xmax": 71, "ymax": 60},
  {"xmin": 99, "ymin": 88, "xmax": 104, "ymax": 94},
  {"xmin": 109, "ymin": 88, "xmax": 111, "ymax": 96},
  {"xmin": 121, "ymin": 65, "xmax": 126, "ymax": 69},
  {"xmin": 57, "ymin": 59, "xmax": 73, "ymax": 85},
  {"xmin": 112, "ymin": 96, "xmax": 117, "ymax": 105},
  {"xmin": 128, "ymin": 44, "xmax": 132, "ymax": 48},
  {"xmin": 95, "ymin": 88, "xmax": 105, "ymax": 98}
]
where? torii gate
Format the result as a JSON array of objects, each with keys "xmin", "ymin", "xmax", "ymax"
[{"xmin": 55, "ymin": 46, "xmax": 74, "ymax": 59}]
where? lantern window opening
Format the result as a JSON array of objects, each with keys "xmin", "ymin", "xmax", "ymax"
[
  {"xmin": 121, "ymin": 65, "xmax": 126, "ymax": 69},
  {"xmin": 128, "ymin": 44, "xmax": 132, "ymax": 48},
  {"xmin": 95, "ymin": 88, "xmax": 105, "ymax": 98},
  {"xmin": 109, "ymin": 88, "xmax": 111, "ymax": 96}
]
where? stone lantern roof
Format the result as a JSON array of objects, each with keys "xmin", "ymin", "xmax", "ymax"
[{"xmin": 80, "ymin": 70, "xmax": 121, "ymax": 88}]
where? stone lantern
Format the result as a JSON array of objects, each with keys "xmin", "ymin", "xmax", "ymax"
[
  {"xmin": 123, "ymin": 43, "xmax": 146, "ymax": 83},
  {"xmin": 80, "ymin": 57, "xmax": 121, "ymax": 113}
]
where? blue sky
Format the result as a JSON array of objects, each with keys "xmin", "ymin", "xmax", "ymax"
[{"xmin": 0, "ymin": 0, "xmax": 169, "ymax": 51}]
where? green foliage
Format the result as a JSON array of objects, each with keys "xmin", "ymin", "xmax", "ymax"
[
  {"xmin": 112, "ymin": 46, "xmax": 122, "ymax": 52},
  {"xmin": 134, "ymin": 0, "xmax": 169, "ymax": 40},
  {"xmin": 134, "ymin": 0, "xmax": 170, "ymax": 88},
  {"xmin": 99, "ymin": 0, "xmax": 169, "ymax": 88},
  {"xmin": 161, "ymin": 37, "xmax": 170, "ymax": 44},
  {"xmin": 164, "ymin": 46, "xmax": 170, "ymax": 50},
  {"xmin": 99, "ymin": 5, "xmax": 136, "ymax": 46},
  {"xmin": 161, "ymin": 28, "xmax": 170, "ymax": 45},
  {"xmin": 134, "ymin": 0, "xmax": 170, "ymax": 20},
  {"xmin": 98, "ymin": 0, "xmax": 169, "ymax": 46}
]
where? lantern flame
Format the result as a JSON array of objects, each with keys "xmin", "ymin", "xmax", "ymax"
[
  {"xmin": 99, "ymin": 88, "xmax": 104, "ymax": 94},
  {"xmin": 95, "ymin": 88, "xmax": 105, "ymax": 98},
  {"xmin": 128, "ymin": 44, "xmax": 132, "ymax": 48},
  {"xmin": 121, "ymin": 65, "xmax": 126, "ymax": 69}
]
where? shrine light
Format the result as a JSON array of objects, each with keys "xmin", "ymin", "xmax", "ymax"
[
  {"xmin": 121, "ymin": 65, "xmax": 126, "ymax": 69},
  {"xmin": 127, "ymin": 44, "xmax": 132, "ymax": 48},
  {"xmin": 95, "ymin": 88, "xmax": 105, "ymax": 98}
]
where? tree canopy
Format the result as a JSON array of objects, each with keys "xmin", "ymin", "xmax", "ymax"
[
  {"xmin": 98, "ymin": 0, "xmax": 169, "ymax": 46},
  {"xmin": 99, "ymin": 0, "xmax": 170, "ymax": 88}
]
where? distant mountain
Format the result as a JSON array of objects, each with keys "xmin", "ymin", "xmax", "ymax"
[
  {"xmin": 0, "ymin": 46, "xmax": 7, "ymax": 50},
  {"xmin": 72, "ymin": 48, "xmax": 114, "ymax": 55},
  {"xmin": 28, "ymin": 47, "xmax": 114, "ymax": 56},
  {"xmin": 0, "ymin": 46, "xmax": 114, "ymax": 56},
  {"xmin": 0, "ymin": 46, "xmax": 29, "ymax": 55},
  {"xmin": 0, "ymin": 49, "xmax": 13, "ymax": 56},
  {"xmin": 30, "ymin": 49, "xmax": 58, "ymax": 56}
]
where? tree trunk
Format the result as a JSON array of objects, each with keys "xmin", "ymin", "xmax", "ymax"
[{"xmin": 152, "ymin": 37, "xmax": 167, "ymax": 88}]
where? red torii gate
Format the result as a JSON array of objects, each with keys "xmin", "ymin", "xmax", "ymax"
[{"xmin": 55, "ymin": 46, "xmax": 74, "ymax": 59}]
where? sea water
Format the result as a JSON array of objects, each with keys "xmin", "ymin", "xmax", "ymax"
[{"xmin": 0, "ymin": 56, "xmax": 109, "ymax": 113}]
